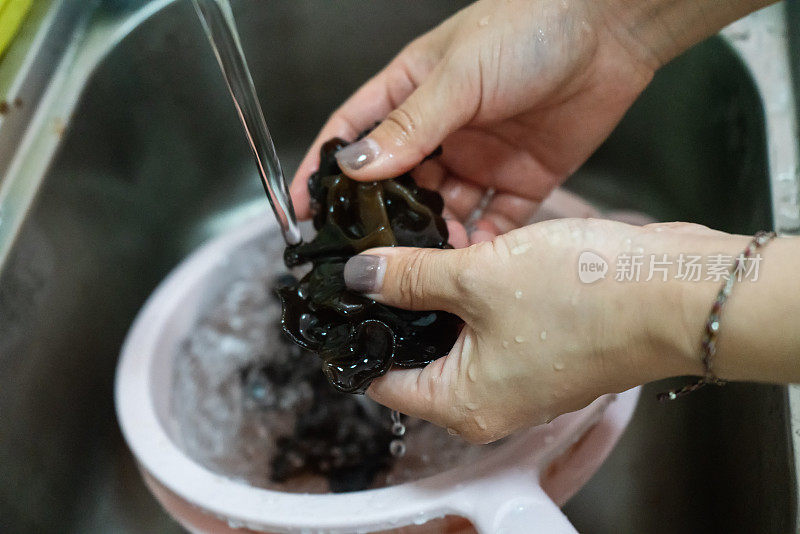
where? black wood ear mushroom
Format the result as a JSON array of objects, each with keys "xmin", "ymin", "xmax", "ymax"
[{"xmin": 278, "ymin": 134, "xmax": 463, "ymax": 394}]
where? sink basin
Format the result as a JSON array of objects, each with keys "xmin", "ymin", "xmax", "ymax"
[{"xmin": 0, "ymin": 1, "xmax": 796, "ymax": 532}]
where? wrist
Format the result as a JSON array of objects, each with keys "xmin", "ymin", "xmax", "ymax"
[
  {"xmin": 598, "ymin": 223, "xmax": 749, "ymax": 386},
  {"xmin": 578, "ymin": 222, "xmax": 700, "ymax": 389},
  {"xmin": 600, "ymin": 236, "xmax": 700, "ymax": 387},
  {"xmin": 633, "ymin": 225, "xmax": 752, "ymax": 380},
  {"xmin": 597, "ymin": 0, "xmax": 777, "ymax": 68}
]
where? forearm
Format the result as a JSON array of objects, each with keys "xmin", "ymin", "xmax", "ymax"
[
  {"xmin": 681, "ymin": 235, "xmax": 800, "ymax": 383},
  {"xmin": 602, "ymin": 0, "xmax": 778, "ymax": 67},
  {"xmin": 634, "ymin": 227, "xmax": 800, "ymax": 385}
]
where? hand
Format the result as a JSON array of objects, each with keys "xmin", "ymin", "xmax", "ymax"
[
  {"xmin": 291, "ymin": 0, "xmax": 659, "ymax": 244},
  {"xmin": 341, "ymin": 219, "xmax": 774, "ymax": 443}
]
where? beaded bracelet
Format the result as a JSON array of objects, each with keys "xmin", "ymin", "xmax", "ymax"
[{"xmin": 658, "ymin": 231, "xmax": 778, "ymax": 402}]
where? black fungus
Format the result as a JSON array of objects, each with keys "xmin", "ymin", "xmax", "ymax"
[
  {"xmin": 278, "ymin": 136, "xmax": 463, "ymax": 394},
  {"xmin": 242, "ymin": 279, "xmax": 394, "ymax": 492}
]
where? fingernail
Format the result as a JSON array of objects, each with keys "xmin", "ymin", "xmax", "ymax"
[
  {"xmin": 335, "ymin": 138, "xmax": 380, "ymax": 171},
  {"xmin": 344, "ymin": 254, "xmax": 386, "ymax": 293}
]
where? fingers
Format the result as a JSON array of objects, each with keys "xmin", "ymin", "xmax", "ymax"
[
  {"xmin": 529, "ymin": 187, "xmax": 601, "ymax": 223},
  {"xmin": 445, "ymin": 219, "xmax": 469, "ymax": 249},
  {"xmin": 335, "ymin": 63, "xmax": 477, "ymax": 180},
  {"xmin": 367, "ymin": 366, "xmax": 440, "ymax": 423},
  {"xmin": 289, "ymin": 54, "xmax": 430, "ymax": 218},
  {"xmin": 367, "ymin": 329, "xmax": 502, "ymax": 444},
  {"xmin": 469, "ymin": 219, "xmax": 498, "ymax": 245},
  {"xmin": 290, "ymin": 116, "xmax": 359, "ymax": 219},
  {"xmin": 366, "ymin": 333, "xmax": 456, "ymax": 430},
  {"xmin": 439, "ymin": 128, "xmax": 559, "ymax": 200},
  {"xmin": 342, "ymin": 246, "xmax": 473, "ymax": 316},
  {"xmin": 439, "ymin": 176, "xmax": 484, "ymax": 221},
  {"xmin": 466, "ymin": 193, "xmax": 540, "ymax": 244}
]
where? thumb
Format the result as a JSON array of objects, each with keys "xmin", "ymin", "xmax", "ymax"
[
  {"xmin": 334, "ymin": 65, "xmax": 474, "ymax": 180},
  {"xmin": 343, "ymin": 246, "xmax": 471, "ymax": 316}
]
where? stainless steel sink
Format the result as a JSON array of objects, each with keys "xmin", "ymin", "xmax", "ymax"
[{"xmin": 1, "ymin": 1, "xmax": 797, "ymax": 532}]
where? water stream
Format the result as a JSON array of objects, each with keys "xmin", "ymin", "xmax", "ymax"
[{"xmin": 192, "ymin": 0, "xmax": 301, "ymax": 245}]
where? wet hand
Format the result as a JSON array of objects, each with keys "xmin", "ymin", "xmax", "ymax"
[
  {"xmin": 290, "ymin": 0, "xmax": 658, "ymax": 244},
  {"xmin": 342, "ymin": 218, "xmax": 712, "ymax": 443}
]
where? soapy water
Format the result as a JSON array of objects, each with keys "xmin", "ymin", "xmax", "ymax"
[{"xmin": 170, "ymin": 228, "xmax": 495, "ymax": 493}]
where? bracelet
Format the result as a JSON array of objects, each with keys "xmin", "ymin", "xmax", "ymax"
[{"xmin": 658, "ymin": 231, "xmax": 777, "ymax": 402}]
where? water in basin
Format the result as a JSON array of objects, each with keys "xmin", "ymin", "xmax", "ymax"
[
  {"xmin": 0, "ymin": 1, "xmax": 793, "ymax": 532},
  {"xmin": 170, "ymin": 226, "xmax": 495, "ymax": 493}
]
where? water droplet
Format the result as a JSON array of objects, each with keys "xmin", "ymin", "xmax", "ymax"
[
  {"xmin": 390, "ymin": 410, "xmax": 406, "ymax": 437},
  {"xmin": 514, "ymin": 335, "xmax": 525, "ymax": 343},
  {"xmin": 511, "ymin": 242, "xmax": 533, "ymax": 255},
  {"xmin": 514, "ymin": 290, "xmax": 523, "ymax": 299},
  {"xmin": 475, "ymin": 416, "xmax": 487, "ymax": 430},
  {"xmin": 249, "ymin": 383, "xmax": 266, "ymax": 400},
  {"xmin": 540, "ymin": 330, "xmax": 547, "ymax": 341},
  {"xmin": 390, "ymin": 439, "xmax": 406, "ymax": 457},
  {"xmin": 447, "ymin": 427, "xmax": 459, "ymax": 436},
  {"xmin": 467, "ymin": 364, "xmax": 478, "ymax": 382},
  {"xmin": 297, "ymin": 313, "xmax": 317, "ymax": 336},
  {"xmin": 462, "ymin": 331, "xmax": 474, "ymax": 355},
  {"xmin": 553, "ymin": 361, "xmax": 564, "ymax": 371}
]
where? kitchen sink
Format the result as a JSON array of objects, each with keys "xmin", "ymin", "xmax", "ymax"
[{"xmin": 0, "ymin": 1, "xmax": 797, "ymax": 532}]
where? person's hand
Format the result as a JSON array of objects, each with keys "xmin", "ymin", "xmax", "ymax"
[
  {"xmin": 341, "ymin": 218, "xmax": 770, "ymax": 443},
  {"xmin": 291, "ymin": 0, "xmax": 660, "ymax": 244}
]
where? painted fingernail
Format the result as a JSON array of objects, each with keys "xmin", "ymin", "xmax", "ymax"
[
  {"xmin": 344, "ymin": 254, "xmax": 386, "ymax": 293},
  {"xmin": 335, "ymin": 138, "xmax": 380, "ymax": 171}
]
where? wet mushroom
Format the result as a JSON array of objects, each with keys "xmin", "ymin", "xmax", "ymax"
[{"xmin": 278, "ymin": 134, "xmax": 463, "ymax": 394}]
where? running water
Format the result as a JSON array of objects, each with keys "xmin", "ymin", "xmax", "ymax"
[
  {"xmin": 390, "ymin": 410, "xmax": 407, "ymax": 458},
  {"xmin": 191, "ymin": 0, "xmax": 301, "ymax": 245},
  {"xmin": 170, "ymin": 227, "xmax": 496, "ymax": 493},
  {"xmin": 185, "ymin": 0, "xmax": 493, "ymax": 493}
]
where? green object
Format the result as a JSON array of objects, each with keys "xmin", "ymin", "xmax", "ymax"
[
  {"xmin": 0, "ymin": 0, "xmax": 50, "ymax": 101},
  {"xmin": 0, "ymin": 0, "xmax": 33, "ymax": 59}
]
